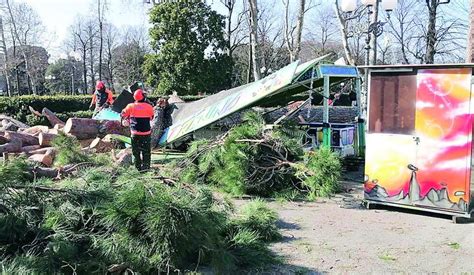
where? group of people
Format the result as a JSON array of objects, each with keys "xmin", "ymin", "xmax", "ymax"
[{"xmin": 90, "ymin": 81, "xmax": 173, "ymax": 172}]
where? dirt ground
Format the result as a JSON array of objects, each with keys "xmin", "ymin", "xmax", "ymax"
[{"xmin": 263, "ymin": 178, "xmax": 474, "ymax": 274}]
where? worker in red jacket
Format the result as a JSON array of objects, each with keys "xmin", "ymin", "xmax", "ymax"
[
  {"xmin": 89, "ymin": 81, "xmax": 114, "ymax": 115},
  {"xmin": 121, "ymin": 89, "xmax": 154, "ymax": 171}
]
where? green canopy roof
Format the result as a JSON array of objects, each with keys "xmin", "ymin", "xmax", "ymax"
[{"xmin": 160, "ymin": 55, "xmax": 359, "ymax": 144}]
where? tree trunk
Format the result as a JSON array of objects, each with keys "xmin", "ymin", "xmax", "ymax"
[
  {"xmin": 98, "ymin": 0, "xmax": 103, "ymax": 80},
  {"xmin": 369, "ymin": 1, "xmax": 379, "ymax": 65},
  {"xmin": 64, "ymin": 118, "xmax": 129, "ymax": 140},
  {"xmin": 42, "ymin": 108, "xmax": 65, "ymax": 127},
  {"xmin": 5, "ymin": 0, "xmax": 37, "ymax": 95},
  {"xmin": 0, "ymin": 115, "xmax": 29, "ymax": 129},
  {"xmin": 0, "ymin": 135, "xmax": 8, "ymax": 144},
  {"xmin": 293, "ymin": 0, "xmax": 306, "ymax": 62},
  {"xmin": 0, "ymin": 17, "xmax": 11, "ymax": 96},
  {"xmin": 22, "ymin": 125, "xmax": 50, "ymax": 136},
  {"xmin": 334, "ymin": 0, "xmax": 356, "ymax": 65},
  {"xmin": 5, "ymin": 131, "xmax": 39, "ymax": 146},
  {"xmin": 64, "ymin": 118, "xmax": 102, "ymax": 140},
  {"xmin": 114, "ymin": 148, "xmax": 132, "ymax": 167},
  {"xmin": 38, "ymin": 132, "xmax": 58, "ymax": 147},
  {"xmin": 224, "ymin": 1, "xmax": 234, "ymax": 87},
  {"xmin": 467, "ymin": 0, "xmax": 474, "ymax": 63},
  {"xmin": 82, "ymin": 50, "xmax": 88, "ymax": 93},
  {"xmin": 89, "ymin": 137, "xmax": 114, "ymax": 153},
  {"xmin": 424, "ymin": 0, "xmax": 437, "ymax": 64},
  {"xmin": 23, "ymin": 147, "xmax": 55, "ymax": 156},
  {"xmin": 247, "ymin": 42, "xmax": 252, "ymax": 83},
  {"xmin": 28, "ymin": 148, "xmax": 56, "ymax": 167},
  {"xmin": 0, "ymin": 139, "xmax": 22, "ymax": 153},
  {"xmin": 89, "ymin": 26, "xmax": 95, "ymax": 87},
  {"xmin": 21, "ymin": 145, "xmax": 41, "ymax": 152},
  {"xmin": 248, "ymin": 0, "xmax": 261, "ymax": 81}
]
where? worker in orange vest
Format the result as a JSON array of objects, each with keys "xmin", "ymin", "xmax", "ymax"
[
  {"xmin": 121, "ymin": 89, "xmax": 155, "ymax": 171},
  {"xmin": 89, "ymin": 81, "xmax": 114, "ymax": 115}
]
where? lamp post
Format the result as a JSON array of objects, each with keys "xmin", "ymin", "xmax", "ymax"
[{"xmin": 340, "ymin": 0, "xmax": 397, "ymax": 116}]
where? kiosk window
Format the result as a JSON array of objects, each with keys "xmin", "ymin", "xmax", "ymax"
[{"xmin": 369, "ymin": 74, "xmax": 416, "ymax": 135}]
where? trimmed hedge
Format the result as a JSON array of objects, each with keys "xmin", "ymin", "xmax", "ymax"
[{"xmin": 0, "ymin": 94, "xmax": 205, "ymax": 125}]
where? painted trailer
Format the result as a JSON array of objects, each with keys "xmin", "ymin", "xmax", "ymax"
[{"xmin": 363, "ymin": 64, "xmax": 474, "ymax": 222}]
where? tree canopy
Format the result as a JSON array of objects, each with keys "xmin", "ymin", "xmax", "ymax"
[{"xmin": 143, "ymin": 2, "xmax": 231, "ymax": 95}]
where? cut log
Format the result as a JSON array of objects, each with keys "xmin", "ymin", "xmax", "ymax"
[
  {"xmin": 64, "ymin": 118, "xmax": 102, "ymax": 140},
  {"xmin": 21, "ymin": 145, "xmax": 42, "ymax": 152},
  {"xmin": 38, "ymin": 132, "xmax": 58, "ymax": 147},
  {"xmin": 1, "ymin": 122, "xmax": 19, "ymax": 132},
  {"xmin": 64, "ymin": 118, "xmax": 129, "ymax": 140},
  {"xmin": 0, "ymin": 139, "xmax": 22, "ymax": 153},
  {"xmin": 28, "ymin": 148, "xmax": 56, "ymax": 167},
  {"xmin": 0, "ymin": 115, "xmax": 29, "ymax": 129},
  {"xmin": 29, "ymin": 106, "xmax": 43, "ymax": 117},
  {"xmin": 115, "ymin": 149, "xmax": 132, "ymax": 167},
  {"xmin": 53, "ymin": 124, "xmax": 64, "ymax": 131},
  {"xmin": 0, "ymin": 135, "xmax": 8, "ymax": 145},
  {"xmin": 5, "ymin": 131, "xmax": 39, "ymax": 146},
  {"xmin": 32, "ymin": 166, "xmax": 60, "ymax": 178},
  {"xmin": 42, "ymin": 107, "xmax": 65, "ymax": 127},
  {"xmin": 89, "ymin": 137, "xmax": 114, "ymax": 153},
  {"xmin": 79, "ymin": 138, "xmax": 96, "ymax": 148},
  {"xmin": 22, "ymin": 125, "xmax": 50, "ymax": 135},
  {"xmin": 24, "ymin": 147, "xmax": 56, "ymax": 156},
  {"xmin": 3, "ymin": 152, "xmax": 9, "ymax": 163},
  {"xmin": 98, "ymin": 120, "xmax": 130, "ymax": 137}
]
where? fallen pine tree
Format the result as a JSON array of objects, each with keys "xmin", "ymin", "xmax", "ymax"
[
  {"xmin": 0, "ymin": 157, "xmax": 281, "ymax": 273},
  {"xmin": 168, "ymin": 111, "xmax": 342, "ymax": 199}
]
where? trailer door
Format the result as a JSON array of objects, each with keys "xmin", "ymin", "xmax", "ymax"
[
  {"xmin": 364, "ymin": 73, "xmax": 418, "ymax": 203},
  {"xmin": 412, "ymin": 69, "xmax": 472, "ymax": 213}
]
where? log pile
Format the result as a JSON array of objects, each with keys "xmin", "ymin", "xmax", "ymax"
[{"xmin": 0, "ymin": 108, "xmax": 131, "ymax": 167}]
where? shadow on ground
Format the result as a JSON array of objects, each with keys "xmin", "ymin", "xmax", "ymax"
[{"xmin": 252, "ymin": 264, "xmax": 323, "ymax": 275}]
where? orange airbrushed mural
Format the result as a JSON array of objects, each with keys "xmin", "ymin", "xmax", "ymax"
[{"xmin": 365, "ymin": 68, "xmax": 472, "ymax": 212}]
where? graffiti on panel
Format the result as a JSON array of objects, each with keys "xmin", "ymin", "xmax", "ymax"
[{"xmin": 365, "ymin": 69, "xmax": 472, "ymax": 212}]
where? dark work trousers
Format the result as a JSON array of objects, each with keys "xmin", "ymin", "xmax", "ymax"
[{"xmin": 131, "ymin": 134, "xmax": 151, "ymax": 171}]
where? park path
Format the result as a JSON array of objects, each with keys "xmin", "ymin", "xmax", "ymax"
[{"xmin": 265, "ymin": 180, "xmax": 474, "ymax": 274}]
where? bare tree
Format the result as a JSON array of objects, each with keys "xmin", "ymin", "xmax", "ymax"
[
  {"xmin": 113, "ymin": 26, "xmax": 148, "ymax": 89},
  {"xmin": 384, "ymin": 0, "xmax": 418, "ymax": 64},
  {"xmin": 220, "ymin": 0, "xmax": 247, "ymax": 56},
  {"xmin": 421, "ymin": 0, "xmax": 465, "ymax": 63},
  {"xmin": 334, "ymin": 0, "xmax": 366, "ymax": 65},
  {"xmin": 369, "ymin": 0, "xmax": 379, "ymax": 65},
  {"xmin": 103, "ymin": 24, "xmax": 118, "ymax": 90},
  {"xmin": 2, "ymin": 0, "xmax": 46, "ymax": 95},
  {"xmin": 258, "ymin": 5, "xmax": 287, "ymax": 76},
  {"xmin": 70, "ymin": 17, "xmax": 93, "ymax": 93},
  {"xmin": 97, "ymin": 0, "xmax": 108, "ymax": 80},
  {"xmin": 248, "ymin": 0, "xmax": 261, "ymax": 81},
  {"xmin": 0, "ymin": 17, "xmax": 11, "ymax": 96},
  {"xmin": 308, "ymin": 3, "xmax": 340, "ymax": 56},
  {"xmin": 87, "ymin": 21, "xmax": 98, "ymax": 88},
  {"xmin": 282, "ymin": 0, "xmax": 317, "ymax": 62}
]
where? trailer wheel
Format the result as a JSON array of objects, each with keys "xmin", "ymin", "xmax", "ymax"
[{"xmin": 452, "ymin": 215, "xmax": 474, "ymax": 224}]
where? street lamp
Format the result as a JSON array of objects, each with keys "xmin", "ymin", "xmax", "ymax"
[{"xmin": 340, "ymin": 0, "xmax": 398, "ymax": 116}]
